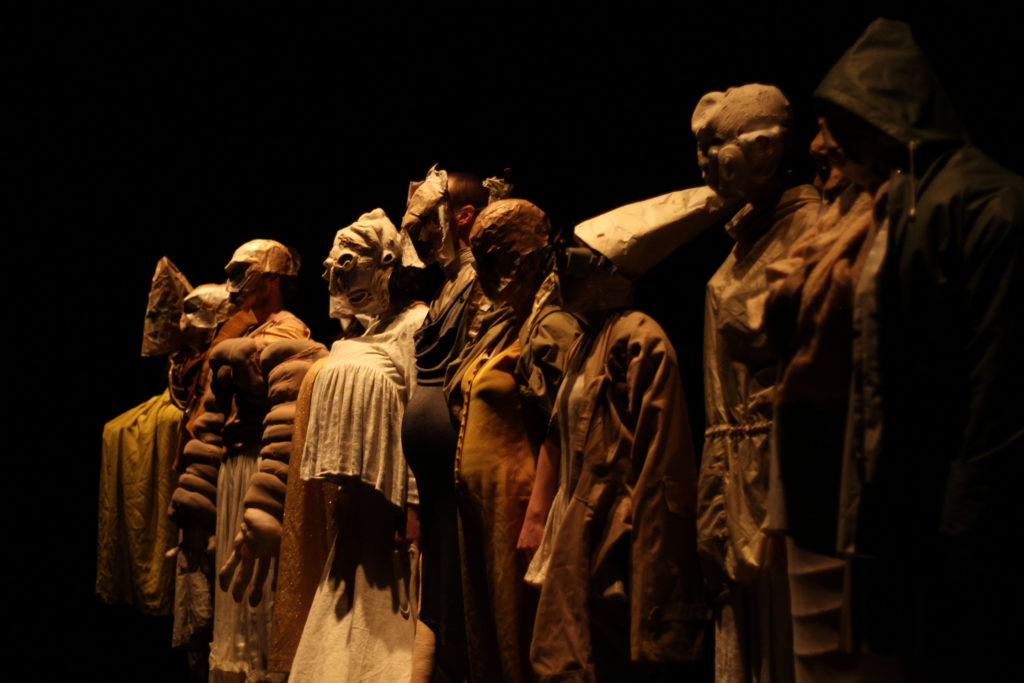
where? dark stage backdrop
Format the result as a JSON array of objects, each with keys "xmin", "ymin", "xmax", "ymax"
[{"xmin": 21, "ymin": 3, "xmax": 1021, "ymax": 679}]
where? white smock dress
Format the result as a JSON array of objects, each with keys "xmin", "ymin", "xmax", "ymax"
[{"xmin": 290, "ymin": 304, "xmax": 427, "ymax": 682}]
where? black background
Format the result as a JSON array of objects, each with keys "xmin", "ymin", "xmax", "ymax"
[{"xmin": 21, "ymin": 2, "xmax": 1021, "ymax": 679}]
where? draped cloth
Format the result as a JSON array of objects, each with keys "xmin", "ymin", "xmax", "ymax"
[
  {"xmin": 288, "ymin": 305, "xmax": 427, "ymax": 682},
  {"xmin": 765, "ymin": 185, "xmax": 904, "ymax": 682},
  {"xmin": 455, "ymin": 339, "xmax": 540, "ymax": 683},
  {"xmin": 289, "ymin": 484, "xmax": 419, "ymax": 683},
  {"xmin": 301, "ymin": 306, "xmax": 426, "ymax": 507},
  {"xmin": 96, "ymin": 388, "xmax": 183, "ymax": 615},
  {"xmin": 267, "ymin": 358, "xmax": 339, "ymax": 673},
  {"xmin": 403, "ymin": 248, "xmax": 486, "ymax": 648},
  {"xmin": 210, "ymin": 452, "xmax": 282, "ymax": 683}
]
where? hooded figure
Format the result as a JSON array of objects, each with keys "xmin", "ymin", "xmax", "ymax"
[{"xmin": 814, "ymin": 19, "xmax": 1024, "ymax": 679}]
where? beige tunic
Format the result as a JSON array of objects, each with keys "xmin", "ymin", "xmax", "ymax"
[{"xmin": 699, "ymin": 186, "xmax": 820, "ymax": 683}]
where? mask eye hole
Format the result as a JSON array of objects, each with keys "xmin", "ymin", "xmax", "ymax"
[
  {"xmin": 381, "ymin": 252, "xmax": 394, "ymax": 265},
  {"xmin": 225, "ymin": 263, "xmax": 248, "ymax": 280},
  {"xmin": 335, "ymin": 253, "xmax": 356, "ymax": 272}
]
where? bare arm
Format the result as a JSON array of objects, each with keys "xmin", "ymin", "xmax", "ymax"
[{"xmin": 517, "ymin": 437, "xmax": 560, "ymax": 561}]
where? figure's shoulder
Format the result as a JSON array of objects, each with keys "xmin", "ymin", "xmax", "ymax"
[
  {"xmin": 765, "ymin": 184, "xmax": 823, "ymax": 246},
  {"xmin": 919, "ymin": 148, "xmax": 1024, "ymax": 247},
  {"xmin": 931, "ymin": 147, "xmax": 1024, "ymax": 206},
  {"xmin": 600, "ymin": 310, "xmax": 677, "ymax": 366},
  {"xmin": 778, "ymin": 184, "xmax": 823, "ymax": 214},
  {"xmin": 257, "ymin": 310, "xmax": 311, "ymax": 342},
  {"xmin": 605, "ymin": 310, "xmax": 670, "ymax": 343},
  {"xmin": 529, "ymin": 305, "xmax": 585, "ymax": 345},
  {"xmin": 781, "ymin": 183, "xmax": 822, "ymax": 204},
  {"xmin": 595, "ymin": 311, "xmax": 681, "ymax": 390},
  {"xmin": 390, "ymin": 303, "xmax": 429, "ymax": 337}
]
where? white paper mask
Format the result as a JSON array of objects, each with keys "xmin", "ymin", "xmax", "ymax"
[
  {"xmin": 692, "ymin": 84, "xmax": 791, "ymax": 200},
  {"xmin": 324, "ymin": 208, "xmax": 420, "ymax": 317}
]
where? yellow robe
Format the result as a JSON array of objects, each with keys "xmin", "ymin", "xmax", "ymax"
[
  {"xmin": 96, "ymin": 388, "xmax": 183, "ymax": 615},
  {"xmin": 455, "ymin": 339, "xmax": 539, "ymax": 683}
]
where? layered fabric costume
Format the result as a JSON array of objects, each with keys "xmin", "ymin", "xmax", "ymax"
[
  {"xmin": 445, "ymin": 275, "xmax": 582, "ymax": 683},
  {"xmin": 171, "ymin": 310, "xmax": 258, "ymax": 678},
  {"xmin": 764, "ymin": 185, "xmax": 903, "ymax": 681},
  {"xmin": 267, "ymin": 356, "xmax": 337, "ymax": 673},
  {"xmin": 453, "ymin": 335, "xmax": 538, "ymax": 683},
  {"xmin": 172, "ymin": 310, "xmax": 314, "ymax": 682},
  {"xmin": 699, "ymin": 185, "xmax": 820, "ymax": 682},
  {"xmin": 530, "ymin": 310, "xmax": 707, "ymax": 682},
  {"xmin": 289, "ymin": 304, "xmax": 428, "ymax": 682},
  {"xmin": 815, "ymin": 19, "xmax": 1024, "ymax": 680}
]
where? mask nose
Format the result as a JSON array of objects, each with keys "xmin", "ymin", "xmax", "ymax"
[{"xmin": 717, "ymin": 145, "xmax": 745, "ymax": 185}]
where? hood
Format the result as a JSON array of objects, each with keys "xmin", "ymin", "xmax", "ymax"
[{"xmin": 815, "ymin": 18, "xmax": 967, "ymax": 147}]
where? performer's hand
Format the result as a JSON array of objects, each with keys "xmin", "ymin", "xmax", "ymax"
[
  {"xmin": 394, "ymin": 505, "xmax": 421, "ymax": 549},
  {"xmin": 516, "ymin": 515, "xmax": 545, "ymax": 564},
  {"xmin": 165, "ymin": 522, "xmax": 214, "ymax": 572},
  {"xmin": 217, "ymin": 508, "xmax": 281, "ymax": 606}
]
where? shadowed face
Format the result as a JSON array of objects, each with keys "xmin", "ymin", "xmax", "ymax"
[
  {"xmin": 470, "ymin": 199, "xmax": 551, "ymax": 311},
  {"xmin": 818, "ymin": 104, "xmax": 902, "ymax": 191}
]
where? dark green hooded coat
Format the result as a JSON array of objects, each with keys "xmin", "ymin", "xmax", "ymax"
[{"xmin": 816, "ymin": 18, "xmax": 1023, "ymax": 674}]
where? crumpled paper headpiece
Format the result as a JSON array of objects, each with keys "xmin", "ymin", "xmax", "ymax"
[
  {"xmin": 691, "ymin": 83, "xmax": 791, "ymax": 139},
  {"xmin": 324, "ymin": 208, "xmax": 422, "ymax": 317},
  {"xmin": 402, "ymin": 164, "xmax": 454, "ymax": 266},
  {"xmin": 225, "ymin": 238, "xmax": 300, "ymax": 301},
  {"xmin": 142, "ymin": 256, "xmax": 193, "ymax": 357},
  {"xmin": 574, "ymin": 186, "xmax": 734, "ymax": 278},
  {"xmin": 692, "ymin": 84, "xmax": 792, "ymax": 198},
  {"xmin": 470, "ymin": 198, "xmax": 552, "ymax": 300},
  {"xmin": 225, "ymin": 239, "xmax": 300, "ymax": 278},
  {"xmin": 483, "ymin": 174, "xmax": 514, "ymax": 204},
  {"xmin": 182, "ymin": 283, "xmax": 234, "ymax": 339}
]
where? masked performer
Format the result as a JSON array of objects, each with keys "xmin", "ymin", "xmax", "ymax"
[
  {"xmin": 287, "ymin": 209, "xmax": 428, "ymax": 682},
  {"xmin": 97, "ymin": 258, "xmax": 232, "ymax": 618},
  {"xmin": 802, "ymin": 20, "xmax": 1023, "ymax": 681},
  {"xmin": 526, "ymin": 187, "xmax": 727, "ymax": 681},
  {"xmin": 444, "ymin": 198, "xmax": 582, "ymax": 683},
  {"xmin": 691, "ymin": 84, "xmax": 822, "ymax": 683},
  {"xmin": 170, "ymin": 239, "xmax": 322, "ymax": 683},
  {"xmin": 167, "ymin": 282, "xmax": 243, "ymax": 679}
]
